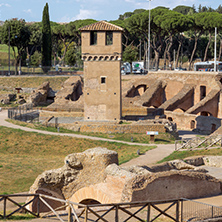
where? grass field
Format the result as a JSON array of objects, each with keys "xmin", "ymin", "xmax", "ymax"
[
  {"xmin": 0, "ymin": 44, "xmax": 17, "ymax": 67},
  {"xmin": 0, "ymin": 76, "xmax": 69, "ymax": 91},
  {"xmin": 158, "ymin": 148, "xmax": 222, "ymax": 163},
  {"xmin": 0, "ymin": 125, "xmax": 155, "ymax": 194}
]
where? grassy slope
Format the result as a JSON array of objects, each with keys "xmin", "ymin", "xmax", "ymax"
[
  {"xmin": 0, "ymin": 76, "xmax": 69, "ymax": 91},
  {"xmin": 8, "ymin": 119, "xmax": 176, "ymax": 144},
  {"xmin": 0, "ymin": 126, "xmax": 155, "ymax": 194},
  {"xmin": 158, "ymin": 148, "xmax": 222, "ymax": 163},
  {"xmin": 0, "ymin": 44, "xmax": 16, "ymax": 62}
]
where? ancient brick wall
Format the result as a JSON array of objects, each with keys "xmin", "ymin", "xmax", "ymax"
[
  {"xmin": 165, "ymin": 111, "xmax": 222, "ymax": 133},
  {"xmin": 59, "ymin": 123, "xmax": 166, "ymax": 134}
]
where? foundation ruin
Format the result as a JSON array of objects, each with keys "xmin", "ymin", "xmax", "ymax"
[
  {"xmin": 27, "ymin": 147, "xmax": 222, "ymax": 213},
  {"xmin": 121, "ymin": 72, "xmax": 222, "ymax": 134}
]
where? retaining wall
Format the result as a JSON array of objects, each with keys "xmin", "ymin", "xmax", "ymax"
[{"xmin": 58, "ymin": 123, "xmax": 166, "ymax": 134}]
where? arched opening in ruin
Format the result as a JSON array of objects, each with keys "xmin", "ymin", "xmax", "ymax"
[
  {"xmin": 135, "ymin": 85, "xmax": 147, "ymax": 96},
  {"xmin": 79, "ymin": 199, "xmax": 101, "ymax": 206},
  {"xmin": 200, "ymin": 111, "xmax": 212, "ymax": 116},
  {"xmin": 126, "ymin": 87, "xmax": 139, "ymax": 97},
  {"xmin": 190, "ymin": 120, "xmax": 196, "ymax": 129},
  {"xmin": 168, "ymin": 117, "xmax": 173, "ymax": 121},
  {"xmin": 173, "ymin": 108, "xmax": 184, "ymax": 113},
  {"xmin": 126, "ymin": 85, "xmax": 147, "ymax": 98},
  {"xmin": 65, "ymin": 84, "xmax": 83, "ymax": 101},
  {"xmin": 69, "ymin": 186, "xmax": 116, "ymax": 208},
  {"xmin": 200, "ymin": 86, "xmax": 206, "ymax": 101}
]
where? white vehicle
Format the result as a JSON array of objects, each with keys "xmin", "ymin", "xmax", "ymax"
[
  {"xmin": 194, "ymin": 61, "xmax": 222, "ymax": 72},
  {"xmin": 132, "ymin": 61, "xmax": 145, "ymax": 74},
  {"xmin": 121, "ymin": 62, "xmax": 131, "ymax": 75}
]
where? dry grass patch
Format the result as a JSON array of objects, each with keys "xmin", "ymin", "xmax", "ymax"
[
  {"xmin": 7, "ymin": 119, "xmax": 176, "ymax": 144},
  {"xmin": 0, "ymin": 76, "xmax": 69, "ymax": 91},
  {"xmin": 0, "ymin": 126, "xmax": 155, "ymax": 194}
]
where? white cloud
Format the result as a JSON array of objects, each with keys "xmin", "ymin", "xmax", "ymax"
[
  {"xmin": 59, "ymin": 9, "xmax": 99, "ymax": 22},
  {"xmin": 124, "ymin": 0, "xmax": 148, "ymax": 8},
  {"xmin": 0, "ymin": 3, "xmax": 11, "ymax": 7},
  {"xmin": 74, "ymin": 9, "xmax": 99, "ymax": 20},
  {"xmin": 23, "ymin": 9, "xmax": 32, "ymax": 14},
  {"xmin": 59, "ymin": 15, "xmax": 76, "ymax": 23}
]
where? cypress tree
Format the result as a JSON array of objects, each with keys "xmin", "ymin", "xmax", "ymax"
[{"xmin": 41, "ymin": 3, "xmax": 52, "ymax": 73}]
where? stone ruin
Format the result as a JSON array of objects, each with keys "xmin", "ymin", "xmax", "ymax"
[
  {"xmin": 15, "ymin": 76, "xmax": 84, "ymax": 110},
  {"xmin": 34, "ymin": 70, "xmax": 222, "ymax": 134},
  {"xmin": 47, "ymin": 76, "xmax": 84, "ymax": 112},
  {"xmin": 31, "ymin": 76, "xmax": 178, "ymax": 137},
  {"xmin": 0, "ymin": 94, "xmax": 16, "ymax": 105},
  {"xmin": 121, "ymin": 72, "xmax": 222, "ymax": 134},
  {"xmin": 27, "ymin": 147, "xmax": 222, "ymax": 213},
  {"xmin": 13, "ymin": 70, "xmax": 222, "ymax": 135},
  {"xmin": 27, "ymin": 81, "xmax": 55, "ymax": 106}
]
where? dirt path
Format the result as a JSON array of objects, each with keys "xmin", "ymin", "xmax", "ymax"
[{"xmin": 121, "ymin": 143, "xmax": 174, "ymax": 167}]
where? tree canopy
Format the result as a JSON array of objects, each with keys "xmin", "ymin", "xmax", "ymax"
[
  {"xmin": 1, "ymin": 18, "xmax": 30, "ymax": 74},
  {"xmin": 41, "ymin": 3, "xmax": 52, "ymax": 73},
  {"xmin": 1, "ymin": 4, "xmax": 222, "ymax": 71}
]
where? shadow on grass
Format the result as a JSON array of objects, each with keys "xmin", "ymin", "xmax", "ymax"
[{"xmin": 154, "ymin": 138, "xmax": 171, "ymax": 144}]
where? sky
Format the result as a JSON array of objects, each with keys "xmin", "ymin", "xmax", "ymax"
[{"xmin": 0, "ymin": 0, "xmax": 222, "ymax": 23}]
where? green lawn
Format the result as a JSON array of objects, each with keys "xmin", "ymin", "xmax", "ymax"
[
  {"xmin": 0, "ymin": 76, "xmax": 69, "ymax": 91},
  {"xmin": 0, "ymin": 44, "xmax": 16, "ymax": 66},
  {"xmin": 158, "ymin": 147, "xmax": 222, "ymax": 163}
]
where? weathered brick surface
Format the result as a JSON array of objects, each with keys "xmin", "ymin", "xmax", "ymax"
[{"xmin": 59, "ymin": 123, "xmax": 166, "ymax": 134}]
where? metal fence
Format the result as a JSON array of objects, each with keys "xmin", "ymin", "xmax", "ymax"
[
  {"xmin": 8, "ymin": 103, "xmax": 39, "ymax": 123},
  {"xmin": 175, "ymin": 135, "xmax": 222, "ymax": 151},
  {"xmin": 181, "ymin": 198, "xmax": 222, "ymax": 221}
]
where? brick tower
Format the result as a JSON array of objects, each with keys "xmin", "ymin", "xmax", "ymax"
[{"xmin": 79, "ymin": 21, "xmax": 123, "ymax": 121}]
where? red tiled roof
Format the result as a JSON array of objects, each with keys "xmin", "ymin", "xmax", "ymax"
[{"xmin": 79, "ymin": 20, "xmax": 124, "ymax": 31}]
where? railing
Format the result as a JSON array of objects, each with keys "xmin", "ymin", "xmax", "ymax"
[
  {"xmin": 181, "ymin": 198, "xmax": 222, "ymax": 221},
  {"xmin": 175, "ymin": 135, "xmax": 222, "ymax": 151},
  {"xmin": 8, "ymin": 103, "xmax": 39, "ymax": 122},
  {"xmin": 1, "ymin": 194, "xmax": 222, "ymax": 221},
  {"xmin": 0, "ymin": 194, "xmax": 40, "ymax": 219},
  {"xmin": 80, "ymin": 199, "xmax": 181, "ymax": 222}
]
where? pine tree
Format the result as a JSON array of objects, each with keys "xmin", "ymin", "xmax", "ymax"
[{"xmin": 41, "ymin": 3, "xmax": 52, "ymax": 73}]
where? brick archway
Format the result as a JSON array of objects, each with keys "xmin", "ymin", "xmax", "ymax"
[{"xmin": 69, "ymin": 186, "xmax": 113, "ymax": 208}]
